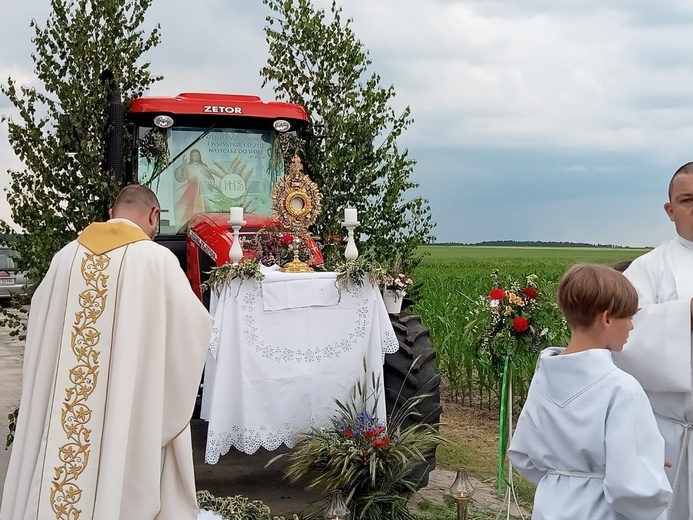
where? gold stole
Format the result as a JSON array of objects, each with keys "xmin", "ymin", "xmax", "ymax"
[{"xmin": 37, "ymin": 222, "xmax": 149, "ymax": 519}]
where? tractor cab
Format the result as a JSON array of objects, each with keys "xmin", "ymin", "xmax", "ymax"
[{"xmin": 127, "ymin": 93, "xmax": 315, "ymax": 303}]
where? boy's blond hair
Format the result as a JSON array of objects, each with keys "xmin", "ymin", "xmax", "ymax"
[{"xmin": 557, "ymin": 263, "xmax": 638, "ymax": 329}]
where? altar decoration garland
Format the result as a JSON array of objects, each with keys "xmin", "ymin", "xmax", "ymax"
[
  {"xmin": 334, "ymin": 257, "xmax": 390, "ymax": 298},
  {"xmin": 196, "ymin": 490, "xmax": 297, "ymax": 519},
  {"xmin": 202, "ymin": 258, "xmax": 265, "ymax": 294}
]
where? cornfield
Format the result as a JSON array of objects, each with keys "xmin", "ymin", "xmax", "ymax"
[{"xmin": 411, "ymin": 246, "xmax": 649, "ymax": 409}]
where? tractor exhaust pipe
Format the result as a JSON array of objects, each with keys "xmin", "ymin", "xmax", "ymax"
[{"xmin": 101, "ymin": 69, "xmax": 124, "ymax": 185}]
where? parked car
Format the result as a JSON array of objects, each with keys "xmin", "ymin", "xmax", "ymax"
[{"xmin": 0, "ymin": 248, "xmax": 28, "ymax": 302}]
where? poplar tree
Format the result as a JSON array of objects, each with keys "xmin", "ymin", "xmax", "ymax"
[
  {"xmin": 261, "ymin": 0, "xmax": 435, "ymax": 269},
  {"xmin": 0, "ymin": 0, "xmax": 162, "ymax": 333}
]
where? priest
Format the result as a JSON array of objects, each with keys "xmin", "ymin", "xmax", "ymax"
[
  {"xmin": 0, "ymin": 184, "xmax": 213, "ymax": 520},
  {"xmin": 614, "ymin": 162, "xmax": 693, "ymax": 520}
]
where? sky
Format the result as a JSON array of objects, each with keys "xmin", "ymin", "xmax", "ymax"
[{"xmin": 2, "ymin": 1, "xmax": 693, "ymax": 247}]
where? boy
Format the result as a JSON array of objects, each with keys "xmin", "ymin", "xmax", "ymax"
[{"xmin": 508, "ymin": 264, "xmax": 672, "ymax": 520}]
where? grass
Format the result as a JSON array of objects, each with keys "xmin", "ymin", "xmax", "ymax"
[
  {"xmin": 419, "ymin": 245, "xmax": 650, "ymax": 264},
  {"xmin": 435, "ymin": 397, "xmax": 535, "ymax": 509},
  {"xmin": 416, "ymin": 497, "xmax": 523, "ymax": 520}
]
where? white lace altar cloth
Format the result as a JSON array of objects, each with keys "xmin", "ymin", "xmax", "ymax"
[{"xmin": 201, "ymin": 270, "xmax": 399, "ymax": 462}]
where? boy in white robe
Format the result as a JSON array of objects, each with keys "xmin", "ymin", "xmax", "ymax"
[{"xmin": 508, "ymin": 264, "xmax": 672, "ymax": 520}]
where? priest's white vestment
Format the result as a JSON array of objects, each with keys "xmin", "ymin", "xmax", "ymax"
[
  {"xmin": 509, "ymin": 347, "xmax": 671, "ymax": 520},
  {"xmin": 614, "ymin": 236, "xmax": 693, "ymax": 520},
  {"xmin": 0, "ymin": 220, "xmax": 213, "ymax": 520}
]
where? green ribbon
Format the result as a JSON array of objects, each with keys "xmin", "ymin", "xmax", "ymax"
[{"xmin": 497, "ymin": 355, "xmax": 511, "ymax": 495}]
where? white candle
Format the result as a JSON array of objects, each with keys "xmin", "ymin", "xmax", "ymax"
[
  {"xmin": 229, "ymin": 206, "xmax": 244, "ymax": 223},
  {"xmin": 344, "ymin": 207, "xmax": 357, "ymax": 225}
]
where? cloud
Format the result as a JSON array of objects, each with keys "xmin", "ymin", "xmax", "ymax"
[{"xmin": 0, "ymin": 0, "xmax": 691, "ymax": 246}]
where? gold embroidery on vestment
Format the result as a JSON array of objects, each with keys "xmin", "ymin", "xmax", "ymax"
[{"xmin": 49, "ymin": 252, "xmax": 110, "ymax": 519}]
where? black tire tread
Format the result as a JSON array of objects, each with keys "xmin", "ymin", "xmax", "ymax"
[{"xmin": 383, "ymin": 310, "xmax": 442, "ymax": 489}]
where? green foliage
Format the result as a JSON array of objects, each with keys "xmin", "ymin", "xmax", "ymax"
[
  {"xmin": 261, "ymin": 0, "xmax": 435, "ymax": 271},
  {"xmin": 334, "ymin": 256, "xmax": 390, "ymax": 294},
  {"xmin": 6, "ymin": 405, "xmax": 18, "ymax": 449},
  {"xmin": 272, "ymin": 366, "xmax": 445, "ymax": 520},
  {"xmin": 419, "ymin": 245, "xmax": 649, "ymax": 263},
  {"xmin": 411, "ymin": 248, "xmax": 644, "ymax": 408},
  {"xmin": 196, "ymin": 491, "xmax": 297, "ymax": 520},
  {"xmin": 0, "ymin": 0, "xmax": 163, "ymax": 333},
  {"xmin": 138, "ymin": 127, "xmax": 170, "ymax": 185},
  {"xmin": 415, "ymin": 498, "xmax": 524, "ymax": 520},
  {"xmin": 202, "ymin": 258, "xmax": 265, "ymax": 294}
]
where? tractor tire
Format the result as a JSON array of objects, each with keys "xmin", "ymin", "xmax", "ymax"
[{"xmin": 383, "ymin": 309, "xmax": 442, "ymax": 489}]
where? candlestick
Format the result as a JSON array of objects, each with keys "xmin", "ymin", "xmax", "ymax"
[
  {"xmin": 229, "ymin": 206, "xmax": 244, "ymax": 225},
  {"xmin": 341, "ymin": 221, "xmax": 359, "ymax": 261},
  {"xmin": 229, "ymin": 221, "xmax": 246, "ymax": 265},
  {"xmin": 343, "ymin": 207, "xmax": 357, "ymax": 226}
]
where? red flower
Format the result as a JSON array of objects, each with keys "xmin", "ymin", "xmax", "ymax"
[
  {"xmin": 343, "ymin": 428, "xmax": 354, "ymax": 438},
  {"xmin": 364, "ymin": 426, "xmax": 386, "ymax": 440},
  {"xmin": 372, "ymin": 437, "xmax": 390, "ymax": 448},
  {"xmin": 521, "ymin": 287, "xmax": 538, "ymax": 299},
  {"xmin": 489, "ymin": 288, "xmax": 505, "ymax": 300},
  {"xmin": 282, "ymin": 233, "xmax": 294, "ymax": 245},
  {"xmin": 512, "ymin": 316, "xmax": 529, "ymax": 333}
]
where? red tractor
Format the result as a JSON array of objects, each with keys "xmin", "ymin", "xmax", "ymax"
[{"xmin": 120, "ymin": 91, "xmax": 441, "ymax": 486}]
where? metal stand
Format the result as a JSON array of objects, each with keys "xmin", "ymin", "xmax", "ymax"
[
  {"xmin": 455, "ymin": 497, "xmax": 470, "ymax": 520},
  {"xmin": 280, "ymin": 234, "xmax": 314, "ymax": 272}
]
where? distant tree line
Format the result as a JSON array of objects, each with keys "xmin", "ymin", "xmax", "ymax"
[{"xmin": 431, "ymin": 240, "xmax": 644, "ymax": 249}]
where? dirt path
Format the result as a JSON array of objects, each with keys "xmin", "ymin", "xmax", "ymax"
[{"xmin": 0, "ymin": 321, "xmax": 23, "ymax": 496}]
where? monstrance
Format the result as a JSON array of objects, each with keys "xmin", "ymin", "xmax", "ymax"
[{"xmin": 271, "ymin": 155, "xmax": 322, "ymax": 272}]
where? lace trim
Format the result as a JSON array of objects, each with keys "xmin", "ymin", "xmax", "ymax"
[
  {"xmin": 208, "ymin": 326, "xmax": 220, "ymax": 359},
  {"xmin": 381, "ymin": 326, "xmax": 399, "ymax": 363},
  {"xmin": 205, "ymin": 420, "xmax": 316, "ymax": 461}
]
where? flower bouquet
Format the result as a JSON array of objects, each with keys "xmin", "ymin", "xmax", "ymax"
[
  {"xmin": 466, "ymin": 270, "xmax": 567, "ymax": 391},
  {"xmin": 379, "ymin": 258, "xmax": 415, "ymax": 313},
  {"xmin": 253, "ymin": 224, "xmax": 313, "ymax": 267},
  {"xmin": 465, "ymin": 269, "xmax": 568, "ymax": 495},
  {"xmin": 270, "ymin": 370, "xmax": 444, "ymax": 520},
  {"xmin": 384, "ymin": 272, "xmax": 413, "ymax": 301}
]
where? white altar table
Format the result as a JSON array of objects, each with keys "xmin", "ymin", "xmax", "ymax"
[{"xmin": 201, "ymin": 268, "xmax": 399, "ymax": 463}]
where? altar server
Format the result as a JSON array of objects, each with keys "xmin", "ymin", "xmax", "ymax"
[
  {"xmin": 509, "ymin": 264, "xmax": 671, "ymax": 520},
  {"xmin": 0, "ymin": 185, "xmax": 213, "ymax": 520},
  {"xmin": 613, "ymin": 162, "xmax": 693, "ymax": 519}
]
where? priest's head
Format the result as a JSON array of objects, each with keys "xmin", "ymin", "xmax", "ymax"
[
  {"xmin": 665, "ymin": 162, "xmax": 693, "ymax": 241},
  {"xmin": 110, "ymin": 184, "xmax": 161, "ymax": 238}
]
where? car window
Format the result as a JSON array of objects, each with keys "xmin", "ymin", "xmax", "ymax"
[{"xmin": 0, "ymin": 250, "xmax": 17, "ymax": 271}]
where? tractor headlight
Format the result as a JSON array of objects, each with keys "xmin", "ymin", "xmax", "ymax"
[{"xmin": 153, "ymin": 115, "xmax": 174, "ymax": 128}]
